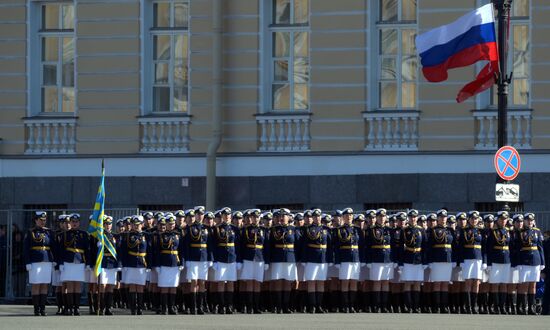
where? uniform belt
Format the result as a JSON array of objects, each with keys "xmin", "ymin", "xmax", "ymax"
[
  {"xmin": 405, "ymin": 247, "xmax": 422, "ymax": 252},
  {"xmin": 218, "ymin": 243, "xmax": 235, "ymax": 247},
  {"xmin": 128, "ymin": 251, "xmax": 146, "ymax": 257},
  {"xmin": 66, "ymin": 247, "xmax": 85, "ymax": 253},
  {"xmin": 308, "ymin": 244, "xmax": 327, "ymax": 249},
  {"xmin": 464, "ymin": 245, "xmax": 482, "ymax": 249},
  {"xmin": 339, "ymin": 245, "xmax": 358, "ymax": 250},
  {"xmin": 246, "ymin": 244, "xmax": 263, "ymax": 249},
  {"xmin": 190, "ymin": 243, "xmax": 207, "ymax": 248},
  {"xmin": 521, "ymin": 246, "xmax": 538, "ymax": 251},
  {"xmin": 161, "ymin": 250, "xmax": 179, "ymax": 255},
  {"xmin": 31, "ymin": 246, "xmax": 50, "ymax": 251},
  {"xmin": 432, "ymin": 244, "xmax": 452, "ymax": 249},
  {"xmin": 493, "ymin": 246, "xmax": 509, "ymax": 250},
  {"xmin": 371, "ymin": 245, "xmax": 391, "ymax": 249},
  {"xmin": 275, "ymin": 244, "xmax": 294, "ymax": 249}
]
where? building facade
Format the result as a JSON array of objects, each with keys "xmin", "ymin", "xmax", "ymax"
[{"xmin": 0, "ymin": 0, "xmax": 549, "ymax": 214}]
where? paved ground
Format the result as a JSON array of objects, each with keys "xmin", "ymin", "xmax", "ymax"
[{"xmin": 0, "ymin": 305, "xmax": 548, "ymax": 329}]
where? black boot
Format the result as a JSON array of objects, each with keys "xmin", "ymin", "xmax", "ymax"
[
  {"xmin": 461, "ymin": 292, "xmax": 471, "ymax": 314},
  {"xmin": 97, "ymin": 293, "xmax": 104, "ymax": 315},
  {"xmin": 56, "ymin": 291, "xmax": 63, "ymax": 315},
  {"xmin": 225, "ymin": 291, "xmax": 234, "ymax": 314},
  {"xmin": 441, "ymin": 292, "xmax": 450, "ymax": 314},
  {"xmin": 64, "ymin": 293, "xmax": 73, "ymax": 315},
  {"xmin": 129, "ymin": 292, "xmax": 136, "ymax": 315},
  {"xmin": 93, "ymin": 293, "xmax": 99, "ymax": 315},
  {"xmin": 283, "ymin": 291, "xmax": 292, "ymax": 313},
  {"xmin": 507, "ymin": 293, "xmax": 516, "ymax": 315},
  {"xmin": 518, "ymin": 293, "xmax": 528, "ymax": 315},
  {"xmin": 246, "ymin": 292, "xmax": 254, "ymax": 314},
  {"xmin": 316, "ymin": 291, "xmax": 325, "ymax": 313},
  {"xmin": 307, "ymin": 292, "xmax": 316, "ymax": 313},
  {"xmin": 32, "ymin": 295, "xmax": 40, "ymax": 316},
  {"xmin": 197, "ymin": 292, "xmax": 205, "ymax": 315},
  {"xmin": 372, "ymin": 291, "xmax": 381, "ymax": 313},
  {"xmin": 169, "ymin": 293, "xmax": 177, "ymax": 314},
  {"xmin": 478, "ymin": 292, "xmax": 488, "ymax": 314},
  {"xmin": 349, "ymin": 291, "xmax": 357, "ymax": 313},
  {"xmin": 253, "ymin": 292, "xmax": 262, "ymax": 314},
  {"xmin": 136, "ymin": 293, "xmax": 144, "ymax": 315},
  {"xmin": 470, "ymin": 292, "xmax": 478, "ymax": 314},
  {"xmin": 40, "ymin": 293, "xmax": 48, "ymax": 316},
  {"xmin": 160, "ymin": 293, "xmax": 168, "ymax": 315},
  {"xmin": 403, "ymin": 291, "xmax": 412, "ymax": 313},
  {"xmin": 422, "ymin": 291, "xmax": 432, "ymax": 313},
  {"xmin": 432, "ymin": 292, "xmax": 440, "ymax": 314},
  {"xmin": 528, "ymin": 294, "xmax": 537, "ymax": 315},
  {"xmin": 73, "ymin": 292, "xmax": 80, "ymax": 316},
  {"xmin": 363, "ymin": 291, "xmax": 372, "ymax": 313},
  {"xmin": 499, "ymin": 292, "xmax": 508, "ymax": 314},
  {"xmin": 490, "ymin": 292, "xmax": 500, "ymax": 314},
  {"xmin": 412, "ymin": 291, "xmax": 421, "ymax": 313},
  {"xmin": 104, "ymin": 292, "xmax": 114, "ymax": 315},
  {"xmin": 381, "ymin": 291, "xmax": 390, "ymax": 313},
  {"xmin": 88, "ymin": 293, "xmax": 94, "ymax": 315}
]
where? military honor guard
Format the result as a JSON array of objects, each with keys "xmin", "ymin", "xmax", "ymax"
[
  {"xmin": 24, "ymin": 211, "xmax": 55, "ymax": 316},
  {"xmin": 58, "ymin": 213, "xmax": 89, "ymax": 316},
  {"xmin": 333, "ymin": 208, "xmax": 361, "ymax": 313},
  {"xmin": 238, "ymin": 208, "xmax": 268, "ymax": 314},
  {"xmin": 268, "ymin": 208, "xmax": 299, "ymax": 313},
  {"xmin": 399, "ymin": 209, "xmax": 426, "ymax": 313},
  {"xmin": 183, "ymin": 206, "xmax": 213, "ymax": 315},
  {"xmin": 426, "ymin": 209, "xmax": 453, "ymax": 313},
  {"xmin": 52, "ymin": 214, "xmax": 70, "ymax": 315},
  {"xmin": 120, "ymin": 215, "xmax": 149, "ymax": 315},
  {"xmin": 457, "ymin": 211, "xmax": 485, "ymax": 314},
  {"xmin": 486, "ymin": 211, "xmax": 512, "ymax": 314},
  {"xmin": 364, "ymin": 208, "xmax": 394, "ymax": 313},
  {"xmin": 507, "ymin": 214, "xmax": 524, "ymax": 314},
  {"xmin": 516, "ymin": 213, "xmax": 545, "ymax": 315},
  {"xmin": 96, "ymin": 215, "xmax": 119, "ymax": 315}
]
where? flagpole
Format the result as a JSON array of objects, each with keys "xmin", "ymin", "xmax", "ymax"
[{"xmin": 494, "ymin": 0, "xmax": 512, "ymax": 212}]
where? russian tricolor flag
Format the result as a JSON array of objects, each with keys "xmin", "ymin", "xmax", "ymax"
[{"xmin": 416, "ymin": 4, "xmax": 499, "ymax": 103}]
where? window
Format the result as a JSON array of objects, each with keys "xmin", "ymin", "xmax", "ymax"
[
  {"xmin": 270, "ymin": 0, "xmax": 310, "ymax": 111},
  {"xmin": 39, "ymin": 3, "xmax": 75, "ymax": 113},
  {"xmin": 150, "ymin": 1, "xmax": 189, "ymax": 113},
  {"xmin": 491, "ymin": 0, "xmax": 530, "ymax": 107},
  {"xmin": 376, "ymin": 0, "xmax": 417, "ymax": 109}
]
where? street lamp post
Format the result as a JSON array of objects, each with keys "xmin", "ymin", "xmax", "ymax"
[{"xmin": 493, "ymin": 0, "xmax": 513, "ymax": 212}]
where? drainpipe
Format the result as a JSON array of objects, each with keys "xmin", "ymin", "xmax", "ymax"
[{"xmin": 206, "ymin": 0, "xmax": 223, "ymax": 211}]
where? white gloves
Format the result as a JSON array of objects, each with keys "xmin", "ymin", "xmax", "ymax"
[
  {"xmin": 59, "ymin": 265, "xmax": 65, "ymax": 272},
  {"xmin": 117, "ymin": 267, "xmax": 122, "ymax": 272},
  {"xmin": 486, "ymin": 266, "xmax": 492, "ymax": 273},
  {"xmin": 393, "ymin": 263, "xmax": 398, "ymax": 269},
  {"xmin": 541, "ymin": 265, "xmax": 545, "ymax": 271},
  {"xmin": 85, "ymin": 265, "xmax": 91, "ymax": 271},
  {"xmin": 422, "ymin": 265, "xmax": 428, "ymax": 270},
  {"xmin": 97, "ymin": 242, "xmax": 102, "ymax": 248},
  {"xmin": 145, "ymin": 268, "xmax": 151, "ymax": 273},
  {"xmin": 52, "ymin": 262, "xmax": 57, "ymax": 267},
  {"xmin": 26, "ymin": 264, "xmax": 32, "ymax": 271},
  {"xmin": 366, "ymin": 264, "xmax": 372, "ymax": 269},
  {"xmin": 264, "ymin": 264, "xmax": 270, "ymax": 271},
  {"xmin": 328, "ymin": 263, "xmax": 334, "ymax": 267},
  {"xmin": 178, "ymin": 266, "xmax": 184, "ymax": 271},
  {"xmin": 397, "ymin": 266, "xmax": 403, "ymax": 274},
  {"xmin": 236, "ymin": 263, "xmax": 243, "ymax": 271},
  {"xmin": 481, "ymin": 263, "xmax": 487, "ymax": 270},
  {"xmin": 208, "ymin": 261, "xmax": 214, "ymax": 268}
]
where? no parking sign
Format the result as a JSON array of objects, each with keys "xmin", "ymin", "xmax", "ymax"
[{"xmin": 494, "ymin": 146, "xmax": 521, "ymax": 181}]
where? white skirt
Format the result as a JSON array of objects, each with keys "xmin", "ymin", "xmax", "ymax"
[
  {"xmin": 519, "ymin": 265, "xmax": 541, "ymax": 283},
  {"xmin": 401, "ymin": 264, "xmax": 424, "ymax": 282},
  {"xmin": 51, "ymin": 269, "xmax": 62, "ymax": 286},
  {"xmin": 29, "ymin": 262, "xmax": 53, "ymax": 284},
  {"xmin": 215, "ymin": 262, "xmax": 237, "ymax": 282},
  {"xmin": 158, "ymin": 266, "xmax": 181, "ymax": 287},
  {"xmin": 369, "ymin": 263, "xmax": 394, "ymax": 281},
  {"xmin": 303, "ymin": 263, "xmax": 328, "ymax": 281},
  {"xmin": 186, "ymin": 261, "xmax": 209, "ymax": 281},
  {"xmin": 239, "ymin": 260, "xmax": 265, "ymax": 282},
  {"xmin": 271, "ymin": 262, "xmax": 298, "ymax": 281},
  {"xmin": 488, "ymin": 263, "xmax": 511, "ymax": 284},
  {"xmin": 149, "ymin": 269, "xmax": 158, "ymax": 284},
  {"xmin": 338, "ymin": 262, "xmax": 360, "ymax": 280},
  {"xmin": 122, "ymin": 267, "xmax": 147, "ymax": 285},
  {"xmin": 429, "ymin": 262, "xmax": 453, "ymax": 282},
  {"xmin": 86, "ymin": 268, "xmax": 98, "ymax": 284},
  {"xmin": 509, "ymin": 267, "xmax": 520, "ymax": 284},
  {"xmin": 60, "ymin": 262, "xmax": 86, "ymax": 282},
  {"xmin": 100, "ymin": 268, "xmax": 118, "ymax": 285},
  {"xmin": 461, "ymin": 260, "xmax": 482, "ymax": 280}
]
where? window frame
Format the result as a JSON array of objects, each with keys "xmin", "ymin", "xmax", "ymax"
[
  {"xmin": 373, "ymin": 0, "xmax": 418, "ymax": 111},
  {"xmin": 35, "ymin": 1, "xmax": 76, "ymax": 115},
  {"xmin": 145, "ymin": 0, "xmax": 191, "ymax": 115},
  {"xmin": 268, "ymin": 0, "xmax": 311, "ymax": 112}
]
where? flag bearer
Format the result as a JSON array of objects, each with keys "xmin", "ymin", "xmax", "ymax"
[{"xmin": 96, "ymin": 215, "xmax": 119, "ymax": 315}]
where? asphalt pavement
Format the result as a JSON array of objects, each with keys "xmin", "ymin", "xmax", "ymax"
[{"xmin": 0, "ymin": 305, "xmax": 548, "ymax": 329}]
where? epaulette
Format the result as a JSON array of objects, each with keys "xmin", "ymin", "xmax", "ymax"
[{"xmin": 533, "ymin": 227, "xmax": 540, "ymax": 231}]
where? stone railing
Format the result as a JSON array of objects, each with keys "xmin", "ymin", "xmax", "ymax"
[
  {"xmin": 363, "ymin": 111, "xmax": 420, "ymax": 151},
  {"xmin": 24, "ymin": 117, "xmax": 77, "ymax": 154},
  {"xmin": 256, "ymin": 113, "xmax": 311, "ymax": 152},
  {"xmin": 473, "ymin": 109, "xmax": 532, "ymax": 150},
  {"xmin": 138, "ymin": 115, "xmax": 191, "ymax": 153}
]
